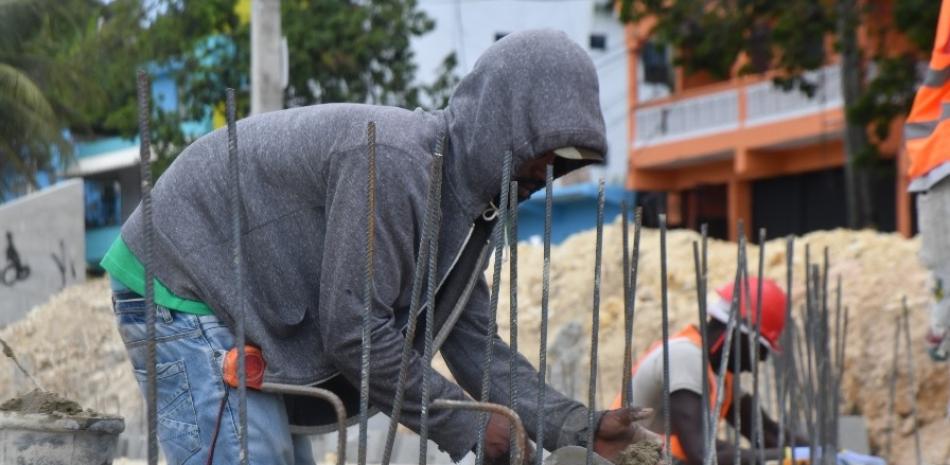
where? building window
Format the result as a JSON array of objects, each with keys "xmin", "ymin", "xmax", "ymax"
[
  {"xmin": 589, "ymin": 34, "xmax": 607, "ymax": 51},
  {"xmin": 495, "ymin": 32, "xmax": 509, "ymax": 41}
]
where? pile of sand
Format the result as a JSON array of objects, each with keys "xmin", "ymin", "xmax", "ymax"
[
  {"xmin": 488, "ymin": 221, "xmax": 949, "ymax": 464},
  {"xmin": 0, "ymin": 224, "xmax": 946, "ymax": 464}
]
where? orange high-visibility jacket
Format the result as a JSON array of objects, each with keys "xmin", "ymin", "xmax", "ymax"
[
  {"xmin": 905, "ymin": 0, "xmax": 950, "ymax": 184},
  {"xmin": 610, "ymin": 325, "xmax": 734, "ymax": 463}
]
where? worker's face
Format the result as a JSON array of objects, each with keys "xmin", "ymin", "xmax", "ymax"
[{"xmin": 514, "ymin": 152, "xmax": 557, "ymax": 201}]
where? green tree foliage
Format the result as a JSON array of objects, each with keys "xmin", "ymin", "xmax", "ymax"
[{"xmin": 620, "ymin": 0, "xmax": 941, "ymax": 228}]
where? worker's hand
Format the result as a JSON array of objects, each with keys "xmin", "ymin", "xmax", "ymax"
[
  {"xmin": 593, "ymin": 407, "xmax": 661, "ymax": 463},
  {"xmin": 483, "ymin": 412, "xmax": 535, "ymax": 465}
]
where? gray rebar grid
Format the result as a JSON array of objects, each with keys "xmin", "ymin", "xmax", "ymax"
[
  {"xmin": 585, "ymin": 179, "xmax": 607, "ymax": 465},
  {"xmin": 225, "ymin": 87, "xmax": 249, "ymax": 465},
  {"xmin": 534, "ymin": 164, "xmax": 554, "ymax": 465},
  {"xmin": 135, "ymin": 69, "xmax": 158, "ymax": 465},
  {"xmin": 507, "ymin": 179, "xmax": 520, "ymax": 463}
]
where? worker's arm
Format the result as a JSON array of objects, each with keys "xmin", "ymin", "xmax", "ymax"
[
  {"xmin": 672, "ymin": 390, "xmax": 785, "ymax": 465},
  {"xmin": 318, "ymin": 147, "xmax": 478, "ymax": 462},
  {"xmin": 731, "ymin": 394, "xmax": 809, "ymax": 448}
]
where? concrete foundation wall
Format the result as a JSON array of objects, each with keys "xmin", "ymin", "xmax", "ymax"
[{"xmin": 0, "ymin": 180, "xmax": 85, "ymax": 327}]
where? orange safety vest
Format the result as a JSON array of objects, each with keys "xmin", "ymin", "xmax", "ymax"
[
  {"xmin": 905, "ymin": 0, "xmax": 950, "ymax": 180},
  {"xmin": 610, "ymin": 325, "xmax": 734, "ymax": 462}
]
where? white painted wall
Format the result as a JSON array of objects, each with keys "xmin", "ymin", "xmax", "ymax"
[
  {"xmin": 0, "ymin": 180, "xmax": 85, "ymax": 327},
  {"xmin": 412, "ymin": 0, "xmax": 630, "ymax": 185}
]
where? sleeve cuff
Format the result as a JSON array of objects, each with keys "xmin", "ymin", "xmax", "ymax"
[{"xmin": 555, "ymin": 406, "xmax": 605, "ymax": 449}]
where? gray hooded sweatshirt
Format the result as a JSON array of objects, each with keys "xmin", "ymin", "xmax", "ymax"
[{"xmin": 120, "ymin": 29, "xmax": 607, "ymax": 460}]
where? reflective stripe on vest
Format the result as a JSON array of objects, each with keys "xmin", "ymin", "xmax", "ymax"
[
  {"xmin": 610, "ymin": 325, "xmax": 734, "ymax": 462},
  {"xmin": 905, "ymin": 0, "xmax": 950, "ymax": 179}
]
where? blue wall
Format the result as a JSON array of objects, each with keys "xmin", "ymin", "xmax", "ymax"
[{"xmin": 517, "ymin": 183, "xmax": 635, "ymax": 244}]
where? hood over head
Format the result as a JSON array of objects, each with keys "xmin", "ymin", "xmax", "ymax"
[{"xmin": 442, "ymin": 29, "xmax": 607, "ymax": 218}]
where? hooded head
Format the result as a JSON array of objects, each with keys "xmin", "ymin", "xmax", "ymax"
[{"xmin": 442, "ymin": 29, "xmax": 607, "ymax": 218}]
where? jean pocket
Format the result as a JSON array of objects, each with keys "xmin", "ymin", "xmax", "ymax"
[
  {"xmin": 115, "ymin": 301, "xmax": 200, "ymax": 348},
  {"xmin": 134, "ymin": 360, "xmax": 201, "ymax": 462}
]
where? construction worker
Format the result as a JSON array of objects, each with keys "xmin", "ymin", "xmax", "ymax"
[
  {"xmin": 612, "ymin": 277, "xmax": 808, "ymax": 465},
  {"xmin": 102, "ymin": 30, "xmax": 658, "ymax": 465},
  {"xmin": 905, "ymin": 0, "xmax": 950, "ymax": 369}
]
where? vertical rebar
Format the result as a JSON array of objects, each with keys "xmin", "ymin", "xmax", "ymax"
[
  {"xmin": 732, "ymin": 225, "xmax": 746, "ymax": 465},
  {"xmin": 507, "ymin": 180, "xmax": 520, "ymax": 464},
  {"xmin": 699, "ymin": 224, "xmax": 710, "ymax": 455},
  {"xmin": 476, "ymin": 150, "xmax": 512, "ymax": 465},
  {"xmin": 586, "ymin": 179, "xmax": 606, "ymax": 465},
  {"xmin": 901, "ymin": 299, "xmax": 923, "ymax": 465},
  {"xmin": 419, "ymin": 153, "xmax": 444, "ymax": 465},
  {"xmin": 777, "ymin": 236, "xmax": 794, "ymax": 453},
  {"xmin": 621, "ymin": 202, "xmax": 631, "ymax": 409},
  {"xmin": 623, "ymin": 207, "xmax": 643, "ymax": 408},
  {"xmin": 357, "ymin": 121, "xmax": 377, "ymax": 465},
  {"xmin": 657, "ymin": 213, "xmax": 672, "ymax": 465},
  {"xmin": 535, "ymin": 164, "xmax": 553, "ymax": 465},
  {"xmin": 885, "ymin": 312, "xmax": 900, "ymax": 460},
  {"xmin": 225, "ymin": 88, "xmax": 249, "ymax": 465},
  {"xmin": 380, "ymin": 137, "xmax": 445, "ymax": 465},
  {"xmin": 135, "ymin": 69, "xmax": 158, "ymax": 465},
  {"xmin": 702, "ymin": 231, "xmax": 746, "ymax": 465},
  {"xmin": 751, "ymin": 228, "xmax": 766, "ymax": 465}
]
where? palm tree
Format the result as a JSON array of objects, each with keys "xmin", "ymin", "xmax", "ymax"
[{"xmin": 0, "ymin": 0, "xmax": 83, "ymax": 197}]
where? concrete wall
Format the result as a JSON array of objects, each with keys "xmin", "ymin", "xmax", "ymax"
[{"xmin": 0, "ymin": 180, "xmax": 85, "ymax": 327}]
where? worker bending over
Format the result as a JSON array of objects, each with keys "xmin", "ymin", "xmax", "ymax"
[
  {"xmin": 613, "ymin": 277, "xmax": 807, "ymax": 465},
  {"xmin": 103, "ymin": 30, "xmax": 658, "ymax": 465}
]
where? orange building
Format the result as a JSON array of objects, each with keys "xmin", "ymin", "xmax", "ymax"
[{"xmin": 624, "ymin": 13, "xmax": 914, "ymax": 241}]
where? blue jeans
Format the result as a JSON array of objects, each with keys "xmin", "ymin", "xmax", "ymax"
[{"xmin": 111, "ymin": 282, "xmax": 315, "ymax": 465}]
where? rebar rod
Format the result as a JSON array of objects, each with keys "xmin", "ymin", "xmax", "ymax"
[
  {"xmin": 419, "ymin": 153, "xmax": 444, "ymax": 465},
  {"xmin": 621, "ymin": 202, "xmax": 631, "ymax": 409},
  {"xmin": 657, "ymin": 213, "xmax": 672, "ymax": 465},
  {"xmin": 136, "ymin": 69, "xmax": 158, "ymax": 465},
  {"xmin": 535, "ymin": 164, "xmax": 554, "ymax": 465},
  {"xmin": 586, "ymin": 180, "xmax": 606, "ymax": 465},
  {"xmin": 432, "ymin": 400, "xmax": 527, "ymax": 465},
  {"xmin": 624, "ymin": 207, "xmax": 643, "ymax": 408},
  {"xmin": 507, "ymin": 180, "xmax": 520, "ymax": 463},
  {"xmin": 261, "ymin": 383, "xmax": 348, "ymax": 465},
  {"xmin": 702, "ymin": 231, "xmax": 747, "ymax": 465},
  {"xmin": 752, "ymin": 228, "xmax": 766, "ymax": 465},
  {"xmin": 225, "ymin": 88, "xmax": 249, "ymax": 465},
  {"xmin": 698, "ymin": 224, "xmax": 710, "ymax": 454},
  {"xmin": 358, "ymin": 121, "xmax": 377, "ymax": 465},
  {"xmin": 777, "ymin": 236, "xmax": 794, "ymax": 454},
  {"xmin": 476, "ymin": 150, "xmax": 512, "ymax": 465},
  {"xmin": 692, "ymin": 241, "xmax": 709, "ymax": 458},
  {"xmin": 733, "ymin": 226, "xmax": 747, "ymax": 465},
  {"xmin": 380, "ymin": 137, "xmax": 445, "ymax": 465},
  {"xmin": 885, "ymin": 313, "xmax": 900, "ymax": 459},
  {"xmin": 901, "ymin": 299, "xmax": 923, "ymax": 465}
]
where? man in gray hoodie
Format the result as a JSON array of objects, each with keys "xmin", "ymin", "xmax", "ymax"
[{"xmin": 103, "ymin": 29, "xmax": 657, "ymax": 465}]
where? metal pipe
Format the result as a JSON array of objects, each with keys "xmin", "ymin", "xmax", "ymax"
[
  {"xmin": 261, "ymin": 383, "xmax": 348, "ymax": 465},
  {"xmin": 657, "ymin": 213, "xmax": 672, "ymax": 465},
  {"xmin": 225, "ymin": 88, "xmax": 249, "ymax": 465},
  {"xmin": 586, "ymin": 179, "xmax": 606, "ymax": 465},
  {"xmin": 901, "ymin": 299, "xmax": 923, "ymax": 465},
  {"xmin": 135, "ymin": 69, "xmax": 158, "ymax": 465},
  {"xmin": 381, "ymin": 136, "xmax": 445, "ymax": 465},
  {"xmin": 535, "ymin": 163, "xmax": 554, "ymax": 465},
  {"xmin": 432, "ymin": 400, "xmax": 527, "ymax": 465},
  {"xmin": 419, "ymin": 153, "xmax": 444, "ymax": 465},
  {"xmin": 476, "ymin": 150, "xmax": 513, "ymax": 465}
]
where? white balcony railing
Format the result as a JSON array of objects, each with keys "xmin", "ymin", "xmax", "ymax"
[
  {"xmin": 634, "ymin": 90, "xmax": 739, "ymax": 148},
  {"xmin": 745, "ymin": 64, "xmax": 842, "ymax": 126},
  {"xmin": 633, "ymin": 64, "xmax": 843, "ymax": 148}
]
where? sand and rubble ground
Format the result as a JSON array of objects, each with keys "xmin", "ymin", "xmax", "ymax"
[{"xmin": 1, "ymin": 223, "xmax": 948, "ymax": 464}]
